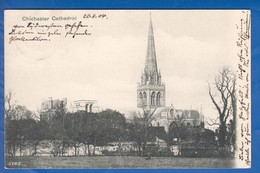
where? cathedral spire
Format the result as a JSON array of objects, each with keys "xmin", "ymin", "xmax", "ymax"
[
  {"xmin": 137, "ymin": 14, "xmax": 166, "ymax": 110},
  {"xmin": 145, "ymin": 13, "xmax": 158, "ymax": 74}
]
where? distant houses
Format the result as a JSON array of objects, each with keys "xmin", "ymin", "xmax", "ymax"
[{"xmin": 40, "ymin": 97, "xmax": 67, "ymax": 121}]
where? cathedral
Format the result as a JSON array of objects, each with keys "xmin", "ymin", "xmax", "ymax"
[{"xmin": 137, "ymin": 15, "xmax": 204, "ymax": 132}]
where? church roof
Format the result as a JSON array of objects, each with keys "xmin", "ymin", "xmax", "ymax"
[
  {"xmin": 154, "ymin": 106, "xmax": 174, "ymax": 113},
  {"xmin": 151, "ymin": 106, "xmax": 200, "ymax": 120},
  {"xmin": 145, "ymin": 14, "xmax": 158, "ymax": 74}
]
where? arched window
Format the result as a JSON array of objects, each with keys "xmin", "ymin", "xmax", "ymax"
[
  {"xmin": 139, "ymin": 92, "xmax": 143, "ymax": 105},
  {"xmin": 139, "ymin": 92, "xmax": 143, "ymax": 99},
  {"xmin": 156, "ymin": 92, "xmax": 161, "ymax": 106},
  {"xmin": 143, "ymin": 92, "xmax": 147, "ymax": 106},
  {"xmin": 151, "ymin": 92, "xmax": 156, "ymax": 106},
  {"xmin": 85, "ymin": 104, "xmax": 89, "ymax": 112},
  {"xmin": 170, "ymin": 109, "xmax": 174, "ymax": 116},
  {"xmin": 89, "ymin": 104, "xmax": 93, "ymax": 113}
]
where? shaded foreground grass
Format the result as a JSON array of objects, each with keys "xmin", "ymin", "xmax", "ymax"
[{"xmin": 6, "ymin": 156, "xmax": 235, "ymax": 168}]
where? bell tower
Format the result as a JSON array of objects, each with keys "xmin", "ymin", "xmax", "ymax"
[{"xmin": 137, "ymin": 14, "xmax": 166, "ymax": 112}]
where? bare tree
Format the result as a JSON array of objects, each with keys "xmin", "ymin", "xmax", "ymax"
[
  {"xmin": 5, "ymin": 91, "xmax": 15, "ymax": 120},
  {"xmin": 208, "ymin": 67, "xmax": 236, "ymax": 148},
  {"xmin": 5, "ymin": 90, "xmax": 37, "ymax": 120},
  {"xmin": 5, "ymin": 90, "xmax": 15, "ymax": 155}
]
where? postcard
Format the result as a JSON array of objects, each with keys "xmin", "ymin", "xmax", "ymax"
[{"xmin": 4, "ymin": 10, "xmax": 251, "ymax": 168}]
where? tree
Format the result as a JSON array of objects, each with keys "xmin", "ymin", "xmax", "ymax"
[
  {"xmin": 67, "ymin": 109, "xmax": 127, "ymax": 156},
  {"xmin": 41, "ymin": 100, "xmax": 68, "ymax": 156},
  {"xmin": 29, "ymin": 120, "xmax": 48, "ymax": 155},
  {"xmin": 17, "ymin": 119, "xmax": 37, "ymax": 156},
  {"xmin": 90, "ymin": 109, "xmax": 126, "ymax": 155},
  {"xmin": 5, "ymin": 119, "xmax": 19, "ymax": 156},
  {"xmin": 128, "ymin": 112, "xmax": 146, "ymax": 156},
  {"xmin": 80, "ymin": 112, "xmax": 96, "ymax": 156},
  {"xmin": 46, "ymin": 108, "xmax": 67, "ymax": 156},
  {"xmin": 65, "ymin": 112, "xmax": 82, "ymax": 156},
  {"xmin": 208, "ymin": 67, "xmax": 236, "ymax": 148},
  {"xmin": 4, "ymin": 90, "xmax": 37, "ymax": 156},
  {"xmin": 4, "ymin": 91, "xmax": 14, "ymax": 120},
  {"xmin": 5, "ymin": 118, "xmax": 40, "ymax": 156},
  {"xmin": 12, "ymin": 105, "xmax": 36, "ymax": 120},
  {"xmin": 5, "ymin": 91, "xmax": 36, "ymax": 120},
  {"xmin": 98, "ymin": 109, "xmax": 126, "ymax": 144},
  {"xmin": 128, "ymin": 108, "xmax": 157, "ymax": 156},
  {"xmin": 5, "ymin": 90, "xmax": 15, "ymax": 156}
]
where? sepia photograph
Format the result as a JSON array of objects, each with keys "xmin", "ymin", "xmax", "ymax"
[{"xmin": 4, "ymin": 10, "xmax": 251, "ymax": 168}]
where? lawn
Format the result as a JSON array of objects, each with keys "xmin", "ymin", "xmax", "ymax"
[{"xmin": 5, "ymin": 156, "xmax": 235, "ymax": 168}]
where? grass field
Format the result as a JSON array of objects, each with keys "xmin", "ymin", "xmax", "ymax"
[{"xmin": 5, "ymin": 156, "xmax": 235, "ymax": 168}]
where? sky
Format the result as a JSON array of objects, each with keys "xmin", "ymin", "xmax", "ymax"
[{"xmin": 5, "ymin": 10, "xmax": 243, "ymax": 121}]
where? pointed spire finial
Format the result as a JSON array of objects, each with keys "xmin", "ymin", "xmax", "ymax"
[{"xmin": 145, "ymin": 13, "xmax": 158, "ymax": 75}]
